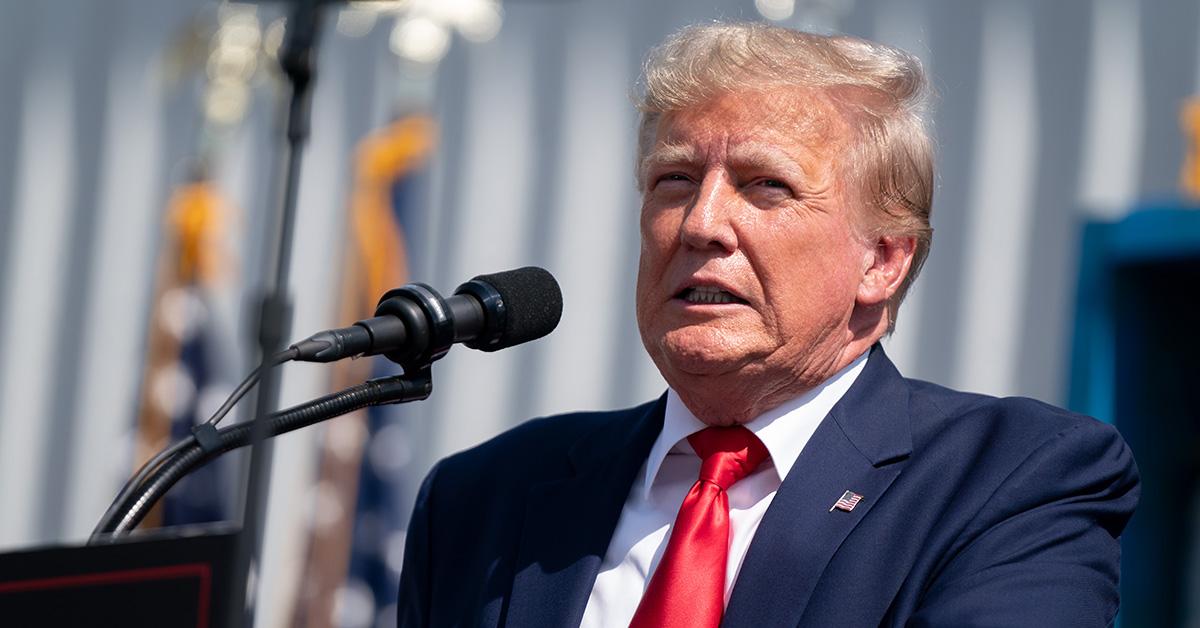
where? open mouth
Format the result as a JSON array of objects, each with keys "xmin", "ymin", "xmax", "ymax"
[{"xmin": 676, "ymin": 286, "xmax": 748, "ymax": 305}]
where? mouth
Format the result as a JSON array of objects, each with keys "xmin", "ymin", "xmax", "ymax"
[{"xmin": 675, "ymin": 286, "xmax": 749, "ymax": 305}]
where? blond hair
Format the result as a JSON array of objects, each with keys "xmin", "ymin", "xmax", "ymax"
[{"xmin": 635, "ymin": 22, "xmax": 934, "ymax": 318}]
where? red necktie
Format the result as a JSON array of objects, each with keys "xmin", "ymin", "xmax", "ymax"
[{"xmin": 629, "ymin": 425, "xmax": 769, "ymax": 628}]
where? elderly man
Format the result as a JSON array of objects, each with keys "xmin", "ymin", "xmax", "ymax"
[{"xmin": 398, "ymin": 23, "xmax": 1139, "ymax": 627}]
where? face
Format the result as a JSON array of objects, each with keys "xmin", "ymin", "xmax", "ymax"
[{"xmin": 635, "ymin": 88, "xmax": 876, "ymax": 419}]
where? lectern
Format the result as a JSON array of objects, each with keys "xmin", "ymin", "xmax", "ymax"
[{"xmin": 0, "ymin": 525, "xmax": 241, "ymax": 627}]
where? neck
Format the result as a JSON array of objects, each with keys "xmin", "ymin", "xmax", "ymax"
[
  {"xmin": 669, "ymin": 306, "xmax": 888, "ymax": 426},
  {"xmin": 673, "ymin": 342, "xmax": 873, "ymax": 426}
]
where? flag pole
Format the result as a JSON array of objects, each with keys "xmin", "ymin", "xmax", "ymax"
[{"xmin": 231, "ymin": 1, "xmax": 330, "ymax": 626}]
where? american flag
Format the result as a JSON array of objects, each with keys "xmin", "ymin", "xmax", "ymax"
[
  {"xmin": 830, "ymin": 490, "xmax": 864, "ymax": 513},
  {"xmin": 132, "ymin": 178, "xmax": 238, "ymax": 530},
  {"xmin": 290, "ymin": 115, "xmax": 434, "ymax": 628}
]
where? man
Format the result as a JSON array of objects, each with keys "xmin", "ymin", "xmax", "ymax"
[{"xmin": 399, "ymin": 23, "xmax": 1139, "ymax": 627}]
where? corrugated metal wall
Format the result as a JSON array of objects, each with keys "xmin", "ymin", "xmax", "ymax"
[{"xmin": 0, "ymin": 0, "xmax": 1195, "ymax": 624}]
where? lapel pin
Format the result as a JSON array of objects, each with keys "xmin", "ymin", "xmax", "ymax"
[{"xmin": 830, "ymin": 490, "xmax": 864, "ymax": 513}]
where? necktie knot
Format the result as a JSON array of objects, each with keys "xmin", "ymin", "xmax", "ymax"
[{"xmin": 687, "ymin": 425, "xmax": 769, "ymax": 490}]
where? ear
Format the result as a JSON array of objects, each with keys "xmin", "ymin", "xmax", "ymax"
[{"xmin": 857, "ymin": 235, "xmax": 917, "ymax": 307}]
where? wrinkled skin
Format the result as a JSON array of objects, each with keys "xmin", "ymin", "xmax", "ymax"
[{"xmin": 635, "ymin": 88, "xmax": 916, "ymax": 425}]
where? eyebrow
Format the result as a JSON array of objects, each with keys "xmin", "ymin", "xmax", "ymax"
[
  {"xmin": 638, "ymin": 142, "xmax": 701, "ymax": 187},
  {"xmin": 726, "ymin": 143, "xmax": 805, "ymax": 176},
  {"xmin": 637, "ymin": 140, "xmax": 811, "ymax": 188}
]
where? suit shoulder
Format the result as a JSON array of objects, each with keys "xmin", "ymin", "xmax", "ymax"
[
  {"xmin": 903, "ymin": 378, "xmax": 1129, "ymax": 469},
  {"xmin": 908, "ymin": 377, "xmax": 1105, "ymax": 434},
  {"xmin": 433, "ymin": 398, "xmax": 660, "ymax": 483},
  {"xmin": 896, "ymin": 384, "xmax": 1139, "ymax": 627}
]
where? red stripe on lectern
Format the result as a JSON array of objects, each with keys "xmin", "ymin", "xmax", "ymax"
[{"xmin": 0, "ymin": 563, "xmax": 212, "ymax": 628}]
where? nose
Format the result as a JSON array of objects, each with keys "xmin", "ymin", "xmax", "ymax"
[{"xmin": 679, "ymin": 172, "xmax": 738, "ymax": 253}]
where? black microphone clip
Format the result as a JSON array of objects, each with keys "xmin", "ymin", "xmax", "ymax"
[{"xmin": 372, "ymin": 281, "xmax": 475, "ymax": 369}]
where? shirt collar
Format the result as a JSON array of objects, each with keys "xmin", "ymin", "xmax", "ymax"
[{"xmin": 641, "ymin": 351, "xmax": 870, "ymax": 499}]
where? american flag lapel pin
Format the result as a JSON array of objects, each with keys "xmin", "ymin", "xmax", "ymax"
[{"xmin": 830, "ymin": 490, "xmax": 864, "ymax": 513}]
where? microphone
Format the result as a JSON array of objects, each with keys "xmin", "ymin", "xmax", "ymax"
[{"xmin": 291, "ymin": 266, "xmax": 562, "ymax": 367}]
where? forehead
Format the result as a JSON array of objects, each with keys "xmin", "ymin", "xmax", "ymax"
[{"xmin": 652, "ymin": 87, "xmax": 852, "ymax": 155}]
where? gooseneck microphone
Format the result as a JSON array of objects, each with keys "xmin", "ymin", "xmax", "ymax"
[
  {"xmin": 290, "ymin": 266, "xmax": 562, "ymax": 367},
  {"xmin": 92, "ymin": 267, "xmax": 562, "ymax": 541}
]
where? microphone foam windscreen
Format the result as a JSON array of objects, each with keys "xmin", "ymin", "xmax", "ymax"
[{"xmin": 472, "ymin": 266, "xmax": 563, "ymax": 349}]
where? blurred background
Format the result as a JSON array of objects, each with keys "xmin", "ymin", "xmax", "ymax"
[{"xmin": 0, "ymin": 0, "xmax": 1197, "ymax": 626}]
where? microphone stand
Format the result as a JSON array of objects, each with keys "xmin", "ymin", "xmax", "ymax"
[
  {"xmin": 92, "ymin": 370, "xmax": 433, "ymax": 538},
  {"xmin": 234, "ymin": 1, "xmax": 327, "ymax": 625}
]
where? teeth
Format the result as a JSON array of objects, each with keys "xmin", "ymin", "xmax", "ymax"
[{"xmin": 683, "ymin": 286, "xmax": 739, "ymax": 304}]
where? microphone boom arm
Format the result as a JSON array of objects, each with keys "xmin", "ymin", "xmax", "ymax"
[
  {"xmin": 90, "ymin": 265, "xmax": 562, "ymax": 542},
  {"xmin": 91, "ymin": 367, "xmax": 432, "ymax": 540}
]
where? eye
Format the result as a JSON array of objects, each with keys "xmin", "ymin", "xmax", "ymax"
[
  {"xmin": 749, "ymin": 177, "xmax": 793, "ymax": 195},
  {"xmin": 652, "ymin": 172, "xmax": 694, "ymax": 189}
]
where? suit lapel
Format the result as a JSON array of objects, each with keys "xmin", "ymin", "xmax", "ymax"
[
  {"xmin": 503, "ymin": 398, "xmax": 665, "ymax": 627},
  {"xmin": 723, "ymin": 346, "xmax": 912, "ymax": 627}
]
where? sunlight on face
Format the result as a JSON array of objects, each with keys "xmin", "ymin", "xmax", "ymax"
[{"xmin": 635, "ymin": 88, "xmax": 874, "ymax": 412}]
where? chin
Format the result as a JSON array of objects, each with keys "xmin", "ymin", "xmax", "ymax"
[
  {"xmin": 655, "ymin": 331, "xmax": 761, "ymax": 378},
  {"xmin": 673, "ymin": 385, "xmax": 758, "ymax": 426}
]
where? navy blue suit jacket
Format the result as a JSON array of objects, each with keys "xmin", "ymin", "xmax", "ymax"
[{"xmin": 398, "ymin": 346, "xmax": 1139, "ymax": 627}]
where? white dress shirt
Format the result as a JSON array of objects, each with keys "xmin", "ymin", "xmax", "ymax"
[{"xmin": 579, "ymin": 352, "xmax": 869, "ymax": 628}]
